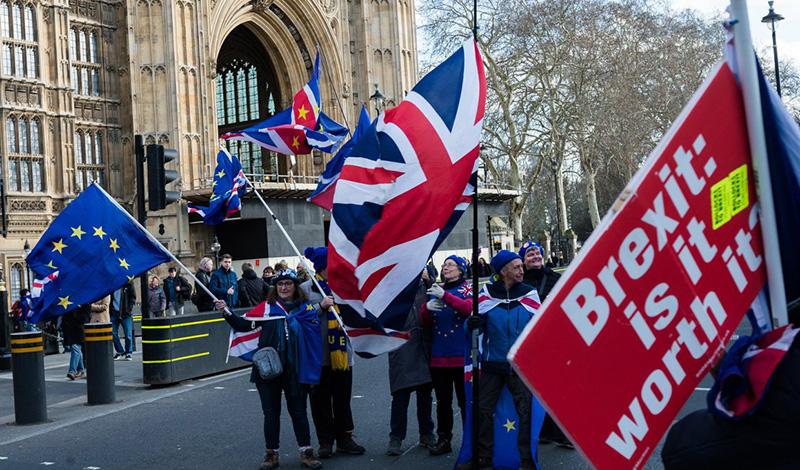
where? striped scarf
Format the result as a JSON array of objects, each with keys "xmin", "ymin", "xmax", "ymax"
[{"xmin": 317, "ymin": 276, "xmax": 349, "ymax": 371}]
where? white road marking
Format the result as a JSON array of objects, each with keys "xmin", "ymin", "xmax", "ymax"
[
  {"xmin": 84, "ymin": 467, "xmax": 101, "ymax": 469},
  {"xmin": 198, "ymin": 368, "xmax": 249, "ymax": 381},
  {"xmin": 0, "ymin": 456, "xmax": 7, "ymax": 460},
  {"xmin": 214, "ymin": 386, "xmax": 225, "ymax": 390},
  {"xmin": 353, "ymin": 395, "xmax": 364, "ymax": 398},
  {"xmin": 40, "ymin": 462, "xmax": 55, "ymax": 466},
  {"xmin": 248, "ymin": 388, "xmax": 257, "ymax": 392},
  {"xmin": 695, "ymin": 387, "xmax": 711, "ymax": 391}
]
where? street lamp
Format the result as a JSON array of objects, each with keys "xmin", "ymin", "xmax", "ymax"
[
  {"xmin": 762, "ymin": 0, "xmax": 785, "ymax": 96},
  {"xmin": 549, "ymin": 159, "xmax": 563, "ymax": 266},
  {"xmin": 210, "ymin": 235, "xmax": 221, "ymax": 265},
  {"xmin": 23, "ymin": 240, "xmax": 31, "ymax": 290},
  {"xmin": 369, "ymin": 83, "xmax": 386, "ymax": 116}
]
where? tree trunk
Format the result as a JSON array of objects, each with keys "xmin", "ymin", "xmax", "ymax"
[
  {"xmin": 511, "ymin": 194, "xmax": 524, "ymax": 242},
  {"xmin": 555, "ymin": 164, "xmax": 569, "ymax": 235},
  {"xmin": 585, "ymin": 169, "xmax": 601, "ymax": 228}
]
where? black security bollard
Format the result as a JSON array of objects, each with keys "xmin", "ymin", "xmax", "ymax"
[
  {"xmin": 84, "ymin": 323, "xmax": 115, "ymax": 405},
  {"xmin": 11, "ymin": 331, "xmax": 47, "ymax": 424}
]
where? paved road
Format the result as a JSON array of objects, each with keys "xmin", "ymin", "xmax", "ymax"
[{"xmin": 0, "ymin": 346, "xmax": 719, "ymax": 470}]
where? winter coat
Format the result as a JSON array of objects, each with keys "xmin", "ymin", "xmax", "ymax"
[
  {"xmin": 89, "ymin": 296, "xmax": 110, "ymax": 323},
  {"xmin": 479, "ymin": 280, "xmax": 538, "ymax": 374},
  {"xmin": 193, "ymin": 269, "xmax": 215, "ymax": 312},
  {"xmin": 388, "ymin": 281, "xmax": 432, "ymax": 394},
  {"xmin": 148, "ymin": 286, "xmax": 166, "ymax": 315},
  {"xmin": 110, "ymin": 284, "xmax": 136, "ymax": 318},
  {"xmin": 62, "ymin": 306, "xmax": 91, "ymax": 346},
  {"xmin": 164, "ymin": 275, "xmax": 192, "ymax": 307},
  {"xmin": 237, "ymin": 268, "xmax": 267, "ymax": 308},
  {"xmin": 210, "ymin": 267, "xmax": 238, "ymax": 307},
  {"xmin": 420, "ymin": 279, "xmax": 472, "ymax": 367},
  {"xmin": 300, "ymin": 279, "xmax": 355, "ymax": 367},
  {"xmin": 523, "ymin": 266, "xmax": 561, "ymax": 301}
]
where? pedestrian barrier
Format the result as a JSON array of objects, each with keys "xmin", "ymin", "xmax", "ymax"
[
  {"xmin": 84, "ymin": 322, "xmax": 116, "ymax": 405},
  {"xmin": 10, "ymin": 331, "xmax": 47, "ymax": 424},
  {"xmin": 141, "ymin": 310, "xmax": 248, "ymax": 385}
]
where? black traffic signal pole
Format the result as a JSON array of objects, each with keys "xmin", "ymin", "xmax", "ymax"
[{"xmin": 135, "ymin": 136, "xmax": 150, "ymax": 320}]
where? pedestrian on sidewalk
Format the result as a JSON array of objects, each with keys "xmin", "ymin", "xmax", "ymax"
[
  {"xmin": 300, "ymin": 246, "xmax": 366, "ymax": 459},
  {"xmin": 192, "ymin": 257, "xmax": 215, "ymax": 312},
  {"xmin": 164, "ymin": 267, "xmax": 191, "ymax": 316},
  {"xmin": 386, "ymin": 266, "xmax": 436, "ymax": 456},
  {"xmin": 238, "ymin": 262, "xmax": 267, "ymax": 308},
  {"xmin": 210, "ymin": 254, "xmax": 238, "ymax": 307},
  {"xmin": 88, "ymin": 295, "xmax": 110, "ymax": 324},
  {"xmin": 419, "ymin": 255, "xmax": 472, "ymax": 456},
  {"xmin": 110, "ymin": 281, "xmax": 136, "ymax": 360},
  {"xmin": 148, "ymin": 275, "xmax": 166, "ymax": 317},
  {"xmin": 219, "ymin": 269, "xmax": 328, "ymax": 470},
  {"xmin": 62, "ymin": 305, "xmax": 90, "ymax": 380},
  {"xmin": 10, "ymin": 289, "xmax": 32, "ymax": 332}
]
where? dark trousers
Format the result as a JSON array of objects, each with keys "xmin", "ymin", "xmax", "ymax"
[
  {"xmin": 310, "ymin": 366, "xmax": 355, "ymax": 445},
  {"xmin": 478, "ymin": 370, "xmax": 532, "ymax": 462},
  {"xmin": 256, "ymin": 374, "xmax": 311, "ymax": 450},
  {"xmin": 662, "ymin": 345, "xmax": 800, "ymax": 469},
  {"xmin": 431, "ymin": 366, "xmax": 466, "ymax": 440},
  {"xmin": 390, "ymin": 383, "xmax": 434, "ymax": 440}
]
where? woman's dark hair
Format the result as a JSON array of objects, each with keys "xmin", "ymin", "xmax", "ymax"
[
  {"xmin": 19, "ymin": 288, "xmax": 29, "ymax": 297},
  {"xmin": 266, "ymin": 282, "xmax": 307, "ymax": 304}
]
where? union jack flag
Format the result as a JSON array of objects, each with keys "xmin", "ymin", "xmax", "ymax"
[
  {"xmin": 221, "ymin": 51, "xmax": 348, "ymax": 157},
  {"xmin": 328, "ymin": 39, "xmax": 486, "ymax": 356},
  {"xmin": 227, "ymin": 301, "xmax": 288, "ymax": 362}
]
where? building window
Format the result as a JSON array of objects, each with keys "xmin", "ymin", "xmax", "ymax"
[
  {"xmin": 74, "ymin": 130, "xmax": 105, "ymax": 191},
  {"xmin": 10, "ymin": 263, "xmax": 23, "ymax": 302},
  {"xmin": 70, "ymin": 27, "xmax": 100, "ymax": 96},
  {"xmin": 1, "ymin": 2, "xmax": 38, "ymax": 78},
  {"xmin": 6, "ymin": 115, "xmax": 45, "ymax": 192}
]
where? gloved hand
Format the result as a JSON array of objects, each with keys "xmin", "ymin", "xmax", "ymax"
[
  {"xmin": 426, "ymin": 283, "xmax": 445, "ymax": 299},
  {"xmin": 426, "ymin": 299, "xmax": 444, "ymax": 312},
  {"xmin": 467, "ymin": 315, "xmax": 485, "ymax": 330}
]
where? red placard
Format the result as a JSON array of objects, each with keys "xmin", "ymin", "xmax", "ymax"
[{"xmin": 509, "ymin": 62, "xmax": 766, "ymax": 469}]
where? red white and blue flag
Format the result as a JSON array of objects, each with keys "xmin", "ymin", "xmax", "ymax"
[
  {"xmin": 187, "ymin": 149, "xmax": 247, "ymax": 225},
  {"xmin": 327, "ymin": 39, "xmax": 486, "ymax": 356},
  {"xmin": 227, "ymin": 301, "xmax": 289, "ymax": 362},
  {"xmin": 308, "ymin": 105, "xmax": 372, "ymax": 210},
  {"xmin": 221, "ymin": 51, "xmax": 348, "ymax": 157}
]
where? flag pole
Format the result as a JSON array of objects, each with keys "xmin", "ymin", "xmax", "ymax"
[
  {"xmin": 470, "ymin": 2, "xmax": 481, "ymax": 468},
  {"xmin": 241, "ymin": 175, "xmax": 349, "ymax": 332},
  {"xmin": 730, "ymin": 0, "xmax": 788, "ymax": 327},
  {"xmin": 318, "ymin": 45, "xmax": 353, "ymax": 139}
]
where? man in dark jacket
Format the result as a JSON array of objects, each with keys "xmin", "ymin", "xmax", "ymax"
[
  {"xmin": 62, "ymin": 305, "xmax": 91, "ymax": 380},
  {"xmin": 386, "ymin": 266, "xmax": 436, "ymax": 455},
  {"xmin": 210, "ymin": 254, "xmax": 238, "ymax": 307},
  {"xmin": 110, "ymin": 281, "xmax": 136, "ymax": 360},
  {"xmin": 238, "ymin": 262, "xmax": 267, "ymax": 308},
  {"xmin": 164, "ymin": 267, "xmax": 191, "ymax": 316},
  {"xmin": 193, "ymin": 257, "xmax": 215, "ymax": 312}
]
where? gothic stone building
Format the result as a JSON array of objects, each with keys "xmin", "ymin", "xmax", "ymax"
[{"xmin": 0, "ymin": 0, "xmax": 512, "ymax": 306}]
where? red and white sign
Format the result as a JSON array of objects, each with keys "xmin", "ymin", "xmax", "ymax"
[{"xmin": 509, "ymin": 61, "xmax": 766, "ymax": 469}]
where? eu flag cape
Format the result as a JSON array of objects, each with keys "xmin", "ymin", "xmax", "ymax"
[{"xmin": 27, "ymin": 183, "xmax": 172, "ymax": 322}]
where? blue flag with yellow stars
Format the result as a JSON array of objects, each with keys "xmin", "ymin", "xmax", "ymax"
[
  {"xmin": 26, "ymin": 183, "xmax": 172, "ymax": 323},
  {"xmin": 187, "ymin": 149, "xmax": 248, "ymax": 225}
]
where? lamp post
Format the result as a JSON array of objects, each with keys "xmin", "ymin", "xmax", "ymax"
[
  {"xmin": 369, "ymin": 83, "xmax": 386, "ymax": 116},
  {"xmin": 550, "ymin": 159, "xmax": 562, "ymax": 266},
  {"xmin": 210, "ymin": 236, "xmax": 221, "ymax": 266},
  {"xmin": 762, "ymin": 0, "xmax": 785, "ymax": 96},
  {"xmin": 22, "ymin": 240, "xmax": 31, "ymax": 290}
]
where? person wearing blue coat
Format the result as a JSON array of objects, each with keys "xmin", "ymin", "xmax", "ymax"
[{"xmin": 210, "ymin": 253, "xmax": 238, "ymax": 307}]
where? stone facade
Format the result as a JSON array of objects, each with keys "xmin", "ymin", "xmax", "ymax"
[{"xmin": 0, "ymin": 0, "xmax": 418, "ymax": 302}]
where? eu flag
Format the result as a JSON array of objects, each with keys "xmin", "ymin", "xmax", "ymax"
[
  {"xmin": 187, "ymin": 149, "xmax": 248, "ymax": 225},
  {"xmin": 27, "ymin": 183, "xmax": 173, "ymax": 322}
]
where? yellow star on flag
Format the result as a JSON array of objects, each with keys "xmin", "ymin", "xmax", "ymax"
[
  {"xmin": 58, "ymin": 296, "xmax": 73, "ymax": 309},
  {"xmin": 211, "ymin": 180, "xmax": 218, "ymax": 189},
  {"xmin": 297, "ymin": 105, "xmax": 309, "ymax": 120},
  {"xmin": 109, "ymin": 238, "xmax": 120, "ymax": 253},
  {"xmin": 503, "ymin": 418, "xmax": 516, "ymax": 432},
  {"xmin": 210, "ymin": 194, "xmax": 220, "ymax": 202},
  {"xmin": 70, "ymin": 226, "xmax": 86, "ymax": 240},
  {"xmin": 216, "ymin": 169, "xmax": 225, "ymax": 178},
  {"xmin": 46, "ymin": 260, "xmax": 57, "ymax": 270},
  {"xmin": 51, "ymin": 238, "xmax": 68, "ymax": 254},
  {"xmin": 292, "ymin": 136, "xmax": 300, "ymax": 149},
  {"xmin": 127, "ymin": 275, "xmax": 135, "ymax": 282},
  {"xmin": 93, "ymin": 226, "xmax": 106, "ymax": 239},
  {"xmin": 118, "ymin": 258, "xmax": 130, "ymax": 270}
]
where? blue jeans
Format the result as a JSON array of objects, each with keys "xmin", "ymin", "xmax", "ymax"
[
  {"xmin": 68, "ymin": 344, "xmax": 84, "ymax": 374},
  {"xmin": 111, "ymin": 314, "xmax": 133, "ymax": 354}
]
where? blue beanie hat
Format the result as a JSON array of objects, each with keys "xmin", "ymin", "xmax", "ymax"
[
  {"xmin": 445, "ymin": 255, "xmax": 468, "ymax": 276},
  {"xmin": 491, "ymin": 250, "xmax": 521, "ymax": 274},
  {"xmin": 303, "ymin": 246, "xmax": 328, "ymax": 272},
  {"xmin": 519, "ymin": 240, "xmax": 544, "ymax": 259}
]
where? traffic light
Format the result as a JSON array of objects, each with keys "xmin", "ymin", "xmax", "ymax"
[{"xmin": 146, "ymin": 144, "xmax": 180, "ymax": 211}]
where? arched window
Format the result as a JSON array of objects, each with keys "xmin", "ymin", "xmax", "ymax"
[
  {"xmin": 90, "ymin": 31, "xmax": 97, "ymax": 62},
  {"xmin": 13, "ymin": 44, "xmax": 22, "ymax": 77},
  {"xmin": 69, "ymin": 28, "xmax": 76, "ymax": 60},
  {"xmin": 2, "ymin": 44, "xmax": 10, "ymax": 75},
  {"xmin": 23, "ymin": 5, "xmax": 32, "ymax": 41},
  {"xmin": 216, "ymin": 26, "xmax": 281, "ymax": 178},
  {"xmin": 74, "ymin": 131, "xmax": 82, "ymax": 164},
  {"xmin": 10, "ymin": 263, "xmax": 23, "ymax": 302},
  {"xmin": 7, "ymin": 116, "xmax": 16, "ymax": 152},
  {"xmin": 32, "ymin": 157, "xmax": 41, "ymax": 191},
  {"xmin": 30, "ymin": 118, "xmax": 39, "ymax": 154},
  {"xmin": 18, "ymin": 117, "xmax": 27, "ymax": 153},
  {"xmin": 95, "ymin": 132, "xmax": 102, "ymax": 164},
  {"xmin": 0, "ymin": 2, "xmax": 9, "ymax": 38},
  {"xmin": 25, "ymin": 46, "xmax": 36, "ymax": 77},
  {"xmin": 84, "ymin": 130, "xmax": 92, "ymax": 164},
  {"xmin": 78, "ymin": 29, "xmax": 86, "ymax": 62},
  {"xmin": 11, "ymin": 3, "xmax": 20, "ymax": 39}
]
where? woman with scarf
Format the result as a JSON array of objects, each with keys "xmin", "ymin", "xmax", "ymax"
[
  {"xmin": 218, "ymin": 269, "xmax": 330, "ymax": 470},
  {"xmin": 419, "ymin": 255, "xmax": 473, "ymax": 456},
  {"xmin": 300, "ymin": 246, "xmax": 366, "ymax": 459}
]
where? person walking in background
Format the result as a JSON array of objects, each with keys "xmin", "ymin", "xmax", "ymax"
[
  {"xmin": 148, "ymin": 275, "xmax": 167, "ymax": 317},
  {"xmin": 211, "ymin": 254, "xmax": 238, "ymax": 307},
  {"xmin": 386, "ymin": 266, "xmax": 436, "ymax": 456},
  {"xmin": 62, "ymin": 304, "xmax": 90, "ymax": 380},
  {"xmin": 238, "ymin": 262, "xmax": 267, "ymax": 308},
  {"xmin": 300, "ymin": 246, "xmax": 365, "ymax": 458},
  {"xmin": 110, "ymin": 281, "xmax": 136, "ymax": 360},
  {"xmin": 164, "ymin": 267, "xmax": 191, "ymax": 316},
  {"xmin": 262, "ymin": 266, "xmax": 276, "ymax": 288},
  {"xmin": 10, "ymin": 289, "xmax": 32, "ymax": 332},
  {"xmin": 476, "ymin": 257, "xmax": 491, "ymax": 277},
  {"xmin": 420, "ymin": 255, "xmax": 472, "ymax": 456},
  {"xmin": 296, "ymin": 263, "xmax": 311, "ymax": 283},
  {"xmin": 192, "ymin": 257, "xmax": 215, "ymax": 312},
  {"xmin": 88, "ymin": 295, "xmax": 110, "ymax": 324},
  {"xmin": 219, "ymin": 269, "xmax": 329, "ymax": 470}
]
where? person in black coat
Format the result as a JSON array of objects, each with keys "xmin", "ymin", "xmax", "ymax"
[
  {"xmin": 62, "ymin": 305, "xmax": 90, "ymax": 380},
  {"xmin": 110, "ymin": 281, "xmax": 136, "ymax": 359},
  {"xmin": 238, "ymin": 262, "xmax": 268, "ymax": 308},
  {"xmin": 193, "ymin": 257, "xmax": 215, "ymax": 312}
]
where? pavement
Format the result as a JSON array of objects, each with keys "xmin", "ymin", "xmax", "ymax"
[{"xmin": 0, "ymin": 342, "xmax": 724, "ymax": 470}]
